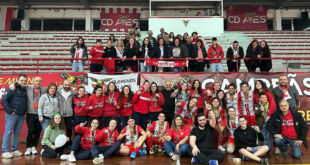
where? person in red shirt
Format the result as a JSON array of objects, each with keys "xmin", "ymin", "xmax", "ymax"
[
  {"xmin": 189, "ymin": 80, "xmax": 208, "ymax": 114},
  {"xmin": 132, "ymin": 80, "xmax": 151, "ymax": 130},
  {"xmin": 191, "ymin": 32, "xmax": 205, "ymax": 47},
  {"xmin": 207, "ymin": 37, "xmax": 224, "ymax": 72},
  {"xmin": 86, "ymin": 85, "xmax": 104, "ymax": 129},
  {"xmin": 73, "ymin": 86, "xmax": 89, "ymax": 126},
  {"xmin": 117, "ymin": 117, "xmax": 147, "ymax": 159},
  {"xmin": 226, "ymin": 83, "xmax": 241, "ymax": 117},
  {"xmin": 89, "ymin": 39, "xmax": 104, "ymax": 73},
  {"xmin": 210, "ymin": 97, "xmax": 226, "ymax": 152},
  {"xmin": 60, "ymin": 118, "xmax": 100, "ymax": 162},
  {"xmin": 163, "ymin": 115, "xmax": 190, "ymax": 161},
  {"xmin": 205, "ymin": 81, "xmax": 221, "ymax": 104},
  {"xmin": 176, "ymin": 98, "xmax": 198, "ymax": 127},
  {"xmin": 146, "ymin": 112, "xmax": 169, "ymax": 155},
  {"xmin": 103, "ymin": 82, "xmax": 120, "ymax": 128},
  {"xmin": 268, "ymin": 100, "xmax": 308, "ymax": 159},
  {"xmin": 117, "ymin": 85, "xmax": 134, "ymax": 129},
  {"xmin": 238, "ymin": 81, "xmax": 256, "ymax": 126},
  {"xmin": 219, "ymin": 106, "xmax": 239, "ymax": 154},
  {"xmin": 91, "ymin": 119, "xmax": 121, "ymax": 164},
  {"xmin": 148, "ymin": 82, "xmax": 165, "ymax": 123},
  {"xmin": 253, "ymin": 80, "xmax": 276, "ymax": 116}
]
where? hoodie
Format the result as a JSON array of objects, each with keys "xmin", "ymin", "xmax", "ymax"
[{"xmin": 207, "ymin": 44, "xmax": 224, "ymax": 64}]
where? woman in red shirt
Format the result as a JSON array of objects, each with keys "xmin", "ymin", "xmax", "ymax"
[
  {"xmin": 163, "ymin": 115, "xmax": 190, "ymax": 161},
  {"xmin": 148, "ymin": 82, "xmax": 165, "ymax": 123},
  {"xmin": 146, "ymin": 112, "xmax": 169, "ymax": 155},
  {"xmin": 73, "ymin": 86, "xmax": 89, "ymax": 126},
  {"xmin": 176, "ymin": 98, "xmax": 198, "ymax": 127},
  {"xmin": 189, "ymin": 80, "xmax": 207, "ymax": 114},
  {"xmin": 86, "ymin": 85, "xmax": 104, "ymax": 129},
  {"xmin": 117, "ymin": 117, "xmax": 147, "ymax": 159},
  {"xmin": 89, "ymin": 39, "xmax": 104, "ymax": 73},
  {"xmin": 60, "ymin": 118, "xmax": 100, "ymax": 162},
  {"xmin": 117, "ymin": 85, "xmax": 134, "ymax": 129},
  {"xmin": 253, "ymin": 80, "xmax": 276, "ymax": 118},
  {"xmin": 103, "ymin": 82, "xmax": 120, "ymax": 128},
  {"xmin": 91, "ymin": 119, "xmax": 121, "ymax": 164},
  {"xmin": 211, "ymin": 97, "xmax": 226, "ymax": 152}
]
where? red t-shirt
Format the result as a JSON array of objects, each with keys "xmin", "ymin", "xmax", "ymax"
[
  {"xmin": 95, "ymin": 127, "xmax": 119, "ymax": 146},
  {"xmin": 281, "ymin": 111, "xmax": 298, "ymax": 139},
  {"xmin": 167, "ymin": 125, "xmax": 191, "ymax": 143}
]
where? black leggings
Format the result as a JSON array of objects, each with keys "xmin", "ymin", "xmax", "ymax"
[
  {"xmin": 41, "ymin": 145, "xmax": 65, "ymax": 158},
  {"xmin": 188, "ymin": 147, "xmax": 225, "ymax": 164}
]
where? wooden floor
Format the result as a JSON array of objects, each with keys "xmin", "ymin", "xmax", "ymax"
[{"xmin": 0, "ymin": 144, "xmax": 309, "ymax": 165}]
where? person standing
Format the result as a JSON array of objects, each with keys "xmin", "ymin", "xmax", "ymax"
[
  {"xmin": 207, "ymin": 37, "xmax": 224, "ymax": 72},
  {"xmin": 70, "ymin": 37, "xmax": 88, "ymax": 72},
  {"xmin": 245, "ymin": 40, "xmax": 260, "ymax": 72},
  {"xmin": 89, "ymin": 39, "xmax": 104, "ymax": 73},
  {"xmin": 259, "ymin": 40, "xmax": 272, "ymax": 72},
  {"xmin": 161, "ymin": 81, "xmax": 175, "ymax": 125},
  {"xmin": 226, "ymin": 41, "xmax": 244, "ymax": 72},
  {"xmin": 1, "ymin": 74, "xmax": 28, "ymax": 159}
]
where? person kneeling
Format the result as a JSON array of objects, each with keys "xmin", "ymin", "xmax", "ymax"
[
  {"xmin": 60, "ymin": 119, "xmax": 100, "ymax": 162},
  {"xmin": 234, "ymin": 116, "xmax": 269, "ymax": 164},
  {"xmin": 117, "ymin": 117, "xmax": 147, "ymax": 159},
  {"xmin": 91, "ymin": 118, "xmax": 121, "ymax": 164}
]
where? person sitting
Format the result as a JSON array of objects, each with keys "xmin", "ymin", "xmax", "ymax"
[
  {"xmin": 268, "ymin": 100, "xmax": 308, "ymax": 159},
  {"xmin": 176, "ymin": 98, "xmax": 198, "ymax": 127},
  {"xmin": 234, "ymin": 116, "xmax": 269, "ymax": 164},
  {"xmin": 189, "ymin": 112, "xmax": 225, "ymax": 164}
]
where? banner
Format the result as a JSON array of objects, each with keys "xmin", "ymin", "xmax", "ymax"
[
  {"xmin": 145, "ymin": 59, "xmax": 188, "ymax": 68},
  {"xmin": 141, "ymin": 72, "xmax": 310, "ymax": 124},
  {"xmin": 86, "ymin": 73, "xmax": 139, "ymax": 93},
  {"xmin": 226, "ymin": 6, "xmax": 267, "ymax": 31},
  {"xmin": 100, "ymin": 8, "xmax": 140, "ymax": 32},
  {"xmin": 0, "ymin": 7, "xmax": 13, "ymax": 31}
]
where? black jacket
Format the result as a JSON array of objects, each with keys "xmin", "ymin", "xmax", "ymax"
[
  {"xmin": 226, "ymin": 46, "xmax": 244, "ymax": 65},
  {"xmin": 245, "ymin": 45, "xmax": 261, "ymax": 61},
  {"xmin": 151, "ymin": 46, "xmax": 170, "ymax": 59},
  {"xmin": 192, "ymin": 46, "xmax": 208, "ymax": 58},
  {"xmin": 267, "ymin": 110, "xmax": 308, "ymax": 148},
  {"xmin": 1, "ymin": 83, "xmax": 27, "ymax": 115},
  {"xmin": 259, "ymin": 47, "xmax": 272, "ymax": 71},
  {"xmin": 70, "ymin": 44, "xmax": 88, "ymax": 64},
  {"xmin": 103, "ymin": 46, "xmax": 117, "ymax": 58},
  {"xmin": 161, "ymin": 88, "xmax": 175, "ymax": 118},
  {"xmin": 124, "ymin": 46, "xmax": 139, "ymax": 58},
  {"xmin": 139, "ymin": 46, "xmax": 154, "ymax": 62},
  {"xmin": 234, "ymin": 126, "xmax": 264, "ymax": 150},
  {"xmin": 168, "ymin": 46, "xmax": 185, "ymax": 58},
  {"xmin": 182, "ymin": 43, "xmax": 194, "ymax": 58},
  {"xmin": 148, "ymin": 37, "xmax": 157, "ymax": 48}
]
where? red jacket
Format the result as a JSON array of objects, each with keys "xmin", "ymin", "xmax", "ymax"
[
  {"xmin": 117, "ymin": 96, "xmax": 133, "ymax": 117},
  {"xmin": 132, "ymin": 89, "xmax": 151, "ymax": 114},
  {"xmin": 73, "ymin": 94, "xmax": 89, "ymax": 117},
  {"xmin": 95, "ymin": 127, "xmax": 119, "ymax": 146},
  {"xmin": 75, "ymin": 125, "xmax": 100, "ymax": 151},
  {"xmin": 253, "ymin": 90, "xmax": 276, "ymax": 117},
  {"xmin": 149, "ymin": 92, "xmax": 165, "ymax": 113},
  {"xmin": 188, "ymin": 89, "xmax": 206, "ymax": 109},
  {"xmin": 103, "ymin": 91, "xmax": 120, "ymax": 117},
  {"xmin": 89, "ymin": 46, "xmax": 104, "ymax": 64},
  {"xmin": 86, "ymin": 94, "xmax": 104, "ymax": 117},
  {"xmin": 207, "ymin": 44, "xmax": 224, "ymax": 64}
]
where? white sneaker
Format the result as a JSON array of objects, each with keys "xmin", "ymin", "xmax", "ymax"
[
  {"xmin": 275, "ymin": 147, "xmax": 281, "ymax": 155},
  {"xmin": 68, "ymin": 154, "xmax": 76, "ymax": 162},
  {"xmin": 2, "ymin": 152, "xmax": 13, "ymax": 159},
  {"xmin": 24, "ymin": 148, "xmax": 32, "ymax": 156},
  {"xmin": 31, "ymin": 147, "xmax": 38, "ymax": 155},
  {"xmin": 218, "ymin": 145, "xmax": 226, "ymax": 152},
  {"xmin": 172, "ymin": 154, "xmax": 180, "ymax": 160},
  {"xmin": 99, "ymin": 154, "xmax": 104, "ymax": 160},
  {"xmin": 60, "ymin": 154, "xmax": 69, "ymax": 160},
  {"xmin": 40, "ymin": 149, "xmax": 44, "ymax": 156},
  {"xmin": 12, "ymin": 150, "xmax": 23, "ymax": 156},
  {"xmin": 93, "ymin": 157, "xmax": 104, "ymax": 164}
]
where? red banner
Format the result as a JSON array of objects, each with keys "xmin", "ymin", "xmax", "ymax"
[
  {"xmin": 100, "ymin": 8, "xmax": 140, "ymax": 32},
  {"xmin": 227, "ymin": 6, "xmax": 267, "ymax": 31},
  {"xmin": 145, "ymin": 59, "xmax": 188, "ymax": 67},
  {"xmin": 141, "ymin": 73, "xmax": 310, "ymax": 124}
]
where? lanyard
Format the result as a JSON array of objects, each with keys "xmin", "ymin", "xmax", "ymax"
[
  {"xmin": 107, "ymin": 130, "xmax": 115, "ymax": 144},
  {"xmin": 33, "ymin": 88, "xmax": 40, "ymax": 100},
  {"xmin": 90, "ymin": 130, "xmax": 96, "ymax": 145},
  {"xmin": 109, "ymin": 92, "xmax": 115, "ymax": 104},
  {"xmin": 176, "ymin": 129, "xmax": 180, "ymax": 142}
]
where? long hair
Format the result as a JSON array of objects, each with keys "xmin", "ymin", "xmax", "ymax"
[
  {"xmin": 173, "ymin": 37, "xmax": 182, "ymax": 47},
  {"xmin": 125, "ymin": 38, "xmax": 137, "ymax": 49},
  {"xmin": 75, "ymin": 37, "xmax": 86, "ymax": 48},
  {"xmin": 171, "ymin": 115, "xmax": 185, "ymax": 131},
  {"xmin": 216, "ymin": 90, "xmax": 226, "ymax": 109},
  {"xmin": 46, "ymin": 83, "xmax": 57, "ymax": 96},
  {"xmin": 49, "ymin": 114, "xmax": 66, "ymax": 130},
  {"xmin": 195, "ymin": 39, "xmax": 203, "ymax": 48},
  {"xmin": 142, "ymin": 37, "xmax": 151, "ymax": 48},
  {"xmin": 178, "ymin": 82, "xmax": 189, "ymax": 95},
  {"xmin": 149, "ymin": 82, "xmax": 159, "ymax": 94},
  {"xmin": 254, "ymin": 80, "xmax": 270, "ymax": 93},
  {"xmin": 191, "ymin": 79, "xmax": 202, "ymax": 94},
  {"xmin": 118, "ymin": 85, "xmax": 134, "ymax": 108},
  {"xmin": 260, "ymin": 40, "xmax": 271, "ymax": 56},
  {"xmin": 157, "ymin": 38, "xmax": 166, "ymax": 46},
  {"xmin": 105, "ymin": 82, "xmax": 119, "ymax": 95},
  {"xmin": 93, "ymin": 85, "xmax": 103, "ymax": 94},
  {"xmin": 128, "ymin": 116, "xmax": 137, "ymax": 135},
  {"xmin": 187, "ymin": 97, "xmax": 198, "ymax": 111}
]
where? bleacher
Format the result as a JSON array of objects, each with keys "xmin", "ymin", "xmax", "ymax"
[{"xmin": 0, "ymin": 30, "xmax": 310, "ymax": 73}]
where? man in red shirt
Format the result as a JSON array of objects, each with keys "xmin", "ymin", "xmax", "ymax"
[
  {"xmin": 268, "ymin": 100, "xmax": 308, "ymax": 159},
  {"xmin": 207, "ymin": 37, "xmax": 224, "ymax": 72}
]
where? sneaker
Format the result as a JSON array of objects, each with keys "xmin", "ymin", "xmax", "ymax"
[
  {"xmin": 191, "ymin": 157, "xmax": 200, "ymax": 164},
  {"xmin": 282, "ymin": 152, "xmax": 289, "ymax": 158},
  {"xmin": 68, "ymin": 154, "xmax": 77, "ymax": 162},
  {"xmin": 60, "ymin": 154, "xmax": 69, "ymax": 160},
  {"xmin": 149, "ymin": 148, "xmax": 154, "ymax": 155},
  {"xmin": 209, "ymin": 160, "xmax": 219, "ymax": 165},
  {"xmin": 93, "ymin": 157, "xmax": 104, "ymax": 164},
  {"xmin": 31, "ymin": 147, "xmax": 38, "ymax": 155},
  {"xmin": 218, "ymin": 146, "xmax": 226, "ymax": 152},
  {"xmin": 158, "ymin": 146, "xmax": 163, "ymax": 153},
  {"xmin": 172, "ymin": 154, "xmax": 180, "ymax": 161},
  {"xmin": 260, "ymin": 158, "xmax": 269, "ymax": 165},
  {"xmin": 241, "ymin": 155, "xmax": 250, "ymax": 161},
  {"xmin": 130, "ymin": 152, "xmax": 136, "ymax": 159},
  {"xmin": 139, "ymin": 149, "xmax": 147, "ymax": 155},
  {"xmin": 12, "ymin": 150, "xmax": 23, "ymax": 156},
  {"xmin": 275, "ymin": 147, "xmax": 281, "ymax": 155},
  {"xmin": 2, "ymin": 152, "xmax": 13, "ymax": 159},
  {"xmin": 99, "ymin": 154, "xmax": 104, "ymax": 160},
  {"xmin": 40, "ymin": 149, "xmax": 44, "ymax": 156},
  {"xmin": 24, "ymin": 148, "xmax": 32, "ymax": 156}
]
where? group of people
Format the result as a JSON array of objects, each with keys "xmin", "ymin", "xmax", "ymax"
[
  {"xmin": 70, "ymin": 28, "xmax": 273, "ymax": 73},
  {"xmin": 1, "ymin": 74, "xmax": 308, "ymax": 165}
]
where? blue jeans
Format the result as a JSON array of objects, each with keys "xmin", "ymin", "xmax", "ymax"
[
  {"xmin": 274, "ymin": 135, "xmax": 302, "ymax": 158},
  {"xmin": 72, "ymin": 62, "xmax": 84, "ymax": 72},
  {"xmin": 41, "ymin": 118, "xmax": 51, "ymax": 135},
  {"xmin": 91, "ymin": 141, "xmax": 121, "ymax": 158},
  {"xmin": 71, "ymin": 134, "xmax": 91, "ymax": 159},
  {"xmin": 164, "ymin": 141, "xmax": 189, "ymax": 156},
  {"xmin": 210, "ymin": 63, "xmax": 224, "ymax": 72},
  {"xmin": 2, "ymin": 113, "xmax": 25, "ymax": 153},
  {"xmin": 140, "ymin": 61, "xmax": 152, "ymax": 72},
  {"xmin": 261, "ymin": 123, "xmax": 271, "ymax": 149},
  {"xmin": 172, "ymin": 67, "xmax": 181, "ymax": 72},
  {"xmin": 132, "ymin": 111, "xmax": 148, "ymax": 131}
]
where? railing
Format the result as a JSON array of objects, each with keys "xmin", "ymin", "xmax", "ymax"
[{"xmin": 0, "ymin": 57, "xmax": 309, "ymax": 74}]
